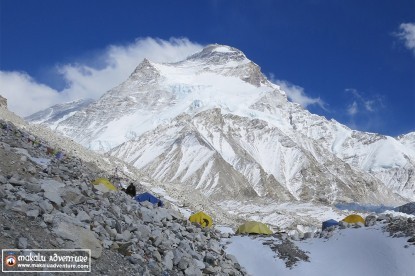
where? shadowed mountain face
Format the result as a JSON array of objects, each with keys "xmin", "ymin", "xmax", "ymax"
[{"xmin": 26, "ymin": 44, "xmax": 415, "ymax": 204}]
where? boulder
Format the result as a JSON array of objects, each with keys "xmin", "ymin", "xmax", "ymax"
[
  {"xmin": 53, "ymin": 221, "xmax": 102, "ymax": 259},
  {"xmin": 76, "ymin": 210, "xmax": 92, "ymax": 223},
  {"xmin": 365, "ymin": 215, "xmax": 377, "ymax": 227},
  {"xmin": 17, "ymin": 237, "xmax": 28, "ymax": 249},
  {"xmin": 40, "ymin": 179, "xmax": 65, "ymax": 205},
  {"xmin": 162, "ymin": 250, "xmax": 174, "ymax": 271}
]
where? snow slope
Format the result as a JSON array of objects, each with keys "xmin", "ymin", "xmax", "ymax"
[{"xmin": 226, "ymin": 225, "xmax": 415, "ymax": 276}]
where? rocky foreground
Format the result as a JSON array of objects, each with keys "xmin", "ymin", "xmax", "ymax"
[{"xmin": 0, "ymin": 119, "xmax": 246, "ymax": 275}]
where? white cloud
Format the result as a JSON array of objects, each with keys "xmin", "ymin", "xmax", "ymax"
[
  {"xmin": 396, "ymin": 22, "xmax": 415, "ymax": 55},
  {"xmin": 0, "ymin": 37, "xmax": 203, "ymax": 117},
  {"xmin": 347, "ymin": 101, "xmax": 358, "ymax": 116},
  {"xmin": 345, "ymin": 88, "xmax": 383, "ymax": 115},
  {"xmin": 270, "ymin": 76, "xmax": 326, "ymax": 109},
  {"xmin": 0, "ymin": 71, "xmax": 61, "ymax": 116}
]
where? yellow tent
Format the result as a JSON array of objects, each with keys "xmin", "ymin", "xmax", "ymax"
[
  {"xmin": 236, "ymin": 221, "xmax": 273, "ymax": 235},
  {"xmin": 342, "ymin": 214, "xmax": 365, "ymax": 224},
  {"xmin": 189, "ymin": 211, "xmax": 213, "ymax": 227},
  {"xmin": 91, "ymin": 178, "xmax": 117, "ymax": 193}
]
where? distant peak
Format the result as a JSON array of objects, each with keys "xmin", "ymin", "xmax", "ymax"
[
  {"xmin": 136, "ymin": 58, "xmax": 153, "ymax": 69},
  {"xmin": 128, "ymin": 58, "xmax": 160, "ymax": 83},
  {"xmin": 185, "ymin": 44, "xmax": 248, "ymax": 64}
]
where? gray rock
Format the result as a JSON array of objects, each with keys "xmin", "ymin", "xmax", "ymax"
[
  {"xmin": 226, "ymin": 254, "xmax": 239, "ymax": 265},
  {"xmin": 141, "ymin": 208, "xmax": 154, "ymax": 223},
  {"xmin": 115, "ymin": 220, "xmax": 124, "ymax": 234},
  {"xmin": 204, "ymin": 253, "xmax": 217, "ymax": 266},
  {"xmin": 111, "ymin": 204, "xmax": 121, "ymax": 217},
  {"xmin": 38, "ymin": 200, "xmax": 54, "ymax": 214},
  {"xmin": 140, "ymin": 201, "xmax": 154, "ymax": 209},
  {"xmin": 338, "ymin": 221, "xmax": 349, "ymax": 229},
  {"xmin": 7, "ymin": 200, "xmax": 28, "ymax": 214},
  {"xmin": 153, "ymin": 236, "xmax": 163, "ymax": 247},
  {"xmin": 129, "ymin": 253, "xmax": 145, "ymax": 265},
  {"xmin": 18, "ymin": 190, "xmax": 42, "ymax": 202},
  {"xmin": 203, "ymin": 265, "xmax": 219, "ymax": 274},
  {"xmin": 76, "ymin": 210, "xmax": 92, "ymax": 223},
  {"xmin": 9, "ymin": 178, "xmax": 25, "ymax": 186},
  {"xmin": 105, "ymin": 225, "xmax": 117, "ymax": 238},
  {"xmin": 354, "ymin": 222, "xmax": 364, "ymax": 228},
  {"xmin": 27, "ymin": 208, "xmax": 40, "ymax": 218},
  {"xmin": 116, "ymin": 230, "xmax": 132, "ymax": 241},
  {"xmin": 194, "ymin": 259, "xmax": 206, "ymax": 270},
  {"xmin": 178, "ymin": 257, "xmax": 191, "ymax": 270},
  {"xmin": 17, "ymin": 237, "xmax": 28, "ymax": 249},
  {"xmin": 207, "ymin": 239, "xmax": 221, "ymax": 253},
  {"xmin": 221, "ymin": 232, "xmax": 230, "ymax": 238},
  {"xmin": 53, "ymin": 221, "xmax": 102, "ymax": 259},
  {"xmin": 93, "ymin": 225, "xmax": 107, "ymax": 236},
  {"xmin": 178, "ymin": 240, "xmax": 193, "ymax": 253},
  {"xmin": 184, "ymin": 263, "xmax": 202, "ymax": 276},
  {"xmin": 24, "ymin": 183, "xmax": 42, "ymax": 193},
  {"xmin": 162, "ymin": 250, "xmax": 174, "ymax": 271},
  {"xmin": 61, "ymin": 188, "xmax": 87, "ymax": 205},
  {"xmin": 152, "ymin": 250, "xmax": 162, "ymax": 262},
  {"xmin": 41, "ymin": 179, "xmax": 65, "ymax": 205},
  {"xmin": 147, "ymin": 259, "xmax": 162, "ymax": 275},
  {"xmin": 365, "ymin": 215, "xmax": 377, "ymax": 227},
  {"xmin": 102, "ymin": 239, "xmax": 113, "ymax": 249},
  {"xmin": 173, "ymin": 248, "xmax": 185, "ymax": 266},
  {"xmin": 303, "ymin": 232, "xmax": 313, "ymax": 239}
]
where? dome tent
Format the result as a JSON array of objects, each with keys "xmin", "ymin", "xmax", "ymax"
[
  {"xmin": 134, "ymin": 192, "xmax": 163, "ymax": 206},
  {"xmin": 322, "ymin": 219, "xmax": 339, "ymax": 230},
  {"xmin": 189, "ymin": 211, "xmax": 213, "ymax": 227},
  {"xmin": 342, "ymin": 214, "xmax": 365, "ymax": 224},
  {"xmin": 91, "ymin": 178, "xmax": 117, "ymax": 193},
  {"xmin": 236, "ymin": 221, "xmax": 273, "ymax": 235}
]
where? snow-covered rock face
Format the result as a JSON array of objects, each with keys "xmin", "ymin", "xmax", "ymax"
[
  {"xmin": 27, "ymin": 44, "xmax": 415, "ymax": 203},
  {"xmin": 25, "ymin": 98, "xmax": 94, "ymax": 126},
  {"xmin": 181, "ymin": 44, "xmax": 270, "ymax": 87},
  {"xmin": 0, "ymin": 96, "xmax": 7, "ymax": 108}
]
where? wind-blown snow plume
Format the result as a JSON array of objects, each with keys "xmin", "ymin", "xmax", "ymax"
[{"xmin": 0, "ymin": 37, "xmax": 202, "ymax": 117}]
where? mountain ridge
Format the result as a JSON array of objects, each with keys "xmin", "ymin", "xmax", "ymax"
[{"xmin": 25, "ymin": 44, "xmax": 414, "ymax": 204}]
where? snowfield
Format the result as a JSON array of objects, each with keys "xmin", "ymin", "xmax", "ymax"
[{"xmin": 225, "ymin": 224, "xmax": 415, "ymax": 276}]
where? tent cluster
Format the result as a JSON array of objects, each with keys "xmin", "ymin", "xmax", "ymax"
[
  {"xmin": 322, "ymin": 214, "xmax": 365, "ymax": 230},
  {"xmin": 187, "ymin": 212, "xmax": 274, "ymax": 235},
  {"xmin": 90, "ymin": 178, "xmax": 165, "ymax": 207}
]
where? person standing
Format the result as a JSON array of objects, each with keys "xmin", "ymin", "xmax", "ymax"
[{"xmin": 125, "ymin": 183, "xmax": 136, "ymax": 197}]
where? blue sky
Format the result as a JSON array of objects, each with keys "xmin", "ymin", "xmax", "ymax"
[{"xmin": 0, "ymin": 0, "xmax": 414, "ymax": 136}]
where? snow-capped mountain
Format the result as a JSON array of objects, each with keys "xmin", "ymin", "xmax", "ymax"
[
  {"xmin": 25, "ymin": 98, "xmax": 94, "ymax": 126},
  {"xmin": 26, "ymin": 44, "xmax": 414, "ymax": 203}
]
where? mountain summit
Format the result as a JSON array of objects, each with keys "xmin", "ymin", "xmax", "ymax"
[{"xmin": 27, "ymin": 44, "xmax": 415, "ymax": 205}]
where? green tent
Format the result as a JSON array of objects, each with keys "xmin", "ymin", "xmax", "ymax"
[{"xmin": 236, "ymin": 221, "xmax": 273, "ymax": 235}]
